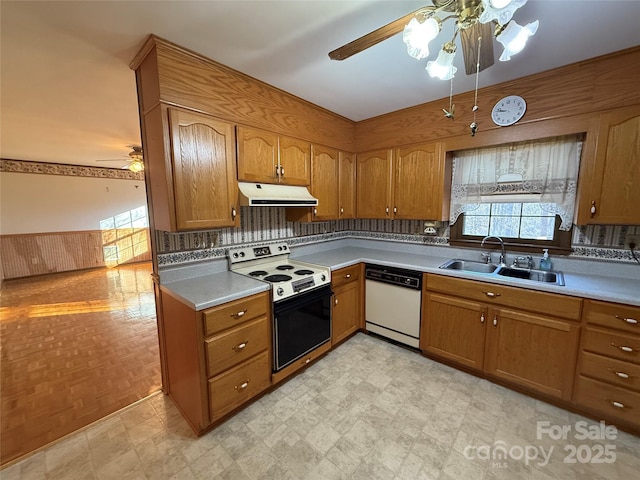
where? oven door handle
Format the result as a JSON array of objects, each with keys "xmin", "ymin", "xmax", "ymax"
[{"xmin": 273, "ymin": 285, "xmax": 334, "ymax": 314}]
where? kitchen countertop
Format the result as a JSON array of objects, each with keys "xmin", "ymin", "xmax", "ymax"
[{"xmin": 159, "ymin": 242, "xmax": 640, "ymax": 310}]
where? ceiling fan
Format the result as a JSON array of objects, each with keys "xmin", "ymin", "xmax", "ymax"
[
  {"xmin": 329, "ymin": 0, "xmax": 537, "ymax": 79},
  {"xmin": 96, "ymin": 146, "xmax": 144, "ymax": 172}
]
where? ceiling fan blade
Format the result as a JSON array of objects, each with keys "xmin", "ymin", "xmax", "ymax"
[
  {"xmin": 329, "ymin": 7, "xmax": 434, "ymax": 61},
  {"xmin": 460, "ymin": 21, "xmax": 495, "ymax": 75}
]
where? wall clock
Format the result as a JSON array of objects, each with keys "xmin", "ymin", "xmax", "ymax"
[{"xmin": 491, "ymin": 95, "xmax": 526, "ymax": 126}]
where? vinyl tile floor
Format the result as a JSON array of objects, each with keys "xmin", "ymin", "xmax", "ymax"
[
  {"xmin": 0, "ymin": 263, "xmax": 161, "ymax": 465},
  {"xmin": 2, "ymin": 333, "xmax": 639, "ymax": 480}
]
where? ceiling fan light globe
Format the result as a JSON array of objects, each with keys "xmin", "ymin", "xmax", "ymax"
[
  {"xmin": 403, "ymin": 17, "xmax": 440, "ymax": 60},
  {"xmin": 426, "ymin": 47, "xmax": 457, "ymax": 80},
  {"xmin": 497, "ymin": 20, "xmax": 538, "ymax": 61},
  {"xmin": 128, "ymin": 159, "xmax": 144, "ymax": 173},
  {"xmin": 479, "ymin": 0, "xmax": 527, "ymax": 25}
]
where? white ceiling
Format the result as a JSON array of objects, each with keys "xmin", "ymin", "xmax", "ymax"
[{"xmin": 2, "ymin": 0, "xmax": 640, "ymax": 168}]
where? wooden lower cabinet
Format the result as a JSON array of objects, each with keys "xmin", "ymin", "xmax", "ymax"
[
  {"xmin": 421, "ymin": 293, "xmax": 487, "ymax": 370},
  {"xmin": 421, "ymin": 274, "xmax": 581, "ymax": 402},
  {"xmin": 484, "ymin": 308, "xmax": 579, "ymax": 401},
  {"xmin": 574, "ymin": 300, "xmax": 640, "ymax": 429},
  {"xmin": 331, "ymin": 264, "xmax": 362, "ymax": 346},
  {"xmin": 160, "ymin": 289, "xmax": 271, "ymax": 434}
]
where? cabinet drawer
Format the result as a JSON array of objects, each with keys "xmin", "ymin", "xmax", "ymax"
[
  {"xmin": 425, "ymin": 274, "xmax": 582, "ymax": 320},
  {"xmin": 332, "ymin": 264, "xmax": 360, "ymax": 288},
  {"xmin": 203, "ymin": 292, "xmax": 269, "ymax": 336},
  {"xmin": 208, "ymin": 350, "xmax": 271, "ymax": 423},
  {"xmin": 205, "ymin": 317, "xmax": 269, "ymax": 378},
  {"xmin": 574, "ymin": 375, "xmax": 640, "ymax": 426},
  {"xmin": 582, "ymin": 327, "xmax": 640, "ymax": 364},
  {"xmin": 579, "ymin": 350, "xmax": 640, "ymax": 391},
  {"xmin": 584, "ymin": 300, "xmax": 640, "ymax": 335}
]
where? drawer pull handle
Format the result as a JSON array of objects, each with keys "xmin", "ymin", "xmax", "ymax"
[
  {"xmin": 340, "ymin": 207, "xmax": 344, "ymax": 214},
  {"xmin": 492, "ymin": 315, "xmax": 498, "ymax": 327},
  {"xmin": 612, "ymin": 371, "xmax": 630, "ymax": 379},
  {"xmin": 483, "ymin": 291, "xmax": 501, "ymax": 298},
  {"xmin": 233, "ymin": 341, "xmax": 248, "ymax": 351},
  {"xmin": 480, "ymin": 313, "xmax": 485, "ymax": 324},
  {"xmin": 610, "ymin": 401, "xmax": 626, "ymax": 409},
  {"xmin": 611, "ymin": 343, "xmax": 636, "ymax": 353},
  {"xmin": 615, "ymin": 315, "xmax": 638, "ymax": 325},
  {"xmin": 232, "ymin": 310, "xmax": 247, "ymax": 318},
  {"xmin": 304, "ymin": 358, "xmax": 311, "ymax": 364},
  {"xmin": 235, "ymin": 380, "xmax": 249, "ymax": 391},
  {"xmin": 334, "ymin": 298, "xmax": 339, "ymax": 306},
  {"xmin": 345, "ymin": 274, "xmax": 351, "ymax": 279}
]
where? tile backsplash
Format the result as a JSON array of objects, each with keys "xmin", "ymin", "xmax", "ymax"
[{"xmin": 156, "ymin": 207, "xmax": 638, "ymax": 265}]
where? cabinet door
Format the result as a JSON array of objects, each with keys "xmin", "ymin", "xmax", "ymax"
[
  {"xmin": 169, "ymin": 109, "xmax": 239, "ymax": 230},
  {"xmin": 484, "ymin": 308, "xmax": 579, "ymax": 401},
  {"xmin": 339, "ymin": 151, "xmax": 356, "ymax": 219},
  {"xmin": 394, "ymin": 142, "xmax": 444, "ymax": 220},
  {"xmin": 279, "ymin": 136, "xmax": 310, "ymax": 186},
  {"xmin": 332, "ymin": 280, "xmax": 360, "ymax": 345},
  {"xmin": 356, "ymin": 149, "xmax": 393, "ymax": 219},
  {"xmin": 421, "ymin": 293, "xmax": 487, "ymax": 371},
  {"xmin": 310, "ymin": 145, "xmax": 339, "ymax": 220},
  {"xmin": 582, "ymin": 106, "xmax": 640, "ymax": 224},
  {"xmin": 237, "ymin": 126, "xmax": 278, "ymax": 184}
]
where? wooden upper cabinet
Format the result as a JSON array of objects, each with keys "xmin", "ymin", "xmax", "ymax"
[
  {"xmin": 278, "ymin": 136, "xmax": 310, "ymax": 186},
  {"xmin": 577, "ymin": 105, "xmax": 640, "ymax": 224},
  {"xmin": 339, "ymin": 151, "xmax": 356, "ymax": 219},
  {"xmin": 310, "ymin": 144, "xmax": 339, "ymax": 220},
  {"xmin": 394, "ymin": 142, "xmax": 446, "ymax": 220},
  {"xmin": 237, "ymin": 127, "xmax": 310, "ymax": 186},
  {"xmin": 356, "ymin": 149, "xmax": 393, "ymax": 219},
  {"xmin": 169, "ymin": 109, "xmax": 239, "ymax": 230},
  {"xmin": 236, "ymin": 126, "xmax": 278, "ymax": 184}
]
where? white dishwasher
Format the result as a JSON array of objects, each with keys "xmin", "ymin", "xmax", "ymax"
[{"xmin": 365, "ymin": 264, "xmax": 422, "ymax": 348}]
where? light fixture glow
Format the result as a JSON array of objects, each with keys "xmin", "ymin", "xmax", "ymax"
[
  {"xmin": 480, "ymin": 0, "xmax": 527, "ymax": 25},
  {"xmin": 497, "ymin": 20, "xmax": 539, "ymax": 61},
  {"xmin": 426, "ymin": 43, "xmax": 457, "ymax": 80},
  {"xmin": 128, "ymin": 159, "xmax": 144, "ymax": 173},
  {"xmin": 403, "ymin": 16, "xmax": 441, "ymax": 60}
]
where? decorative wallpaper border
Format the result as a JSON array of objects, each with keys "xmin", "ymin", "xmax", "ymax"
[
  {"xmin": 157, "ymin": 230, "xmax": 635, "ymax": 267},
  {"xmin": 0, "ymin": 159, "xmax": 144, "ymax": 180}
]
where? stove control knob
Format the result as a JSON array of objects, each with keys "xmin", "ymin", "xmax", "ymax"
[
  {"xmin": 283, "ymin": 245, "xmax": 287, "ymax": 250},
  {"xmin": 239, "ymin": 252, "xmax": 245, "ymax": 257},
  {"xmin": 278, "ymin": 246, "xmax": 283, "ymax": 251},
  {"xmin": 233, "ymin": 253, "xmax": 239, "ymax": 258},
  {"xmin": 321, "ymin": 274, "xmax": 326, "ymax": 282},
  {"xmin": 277, "ymin": 287, "xmax": 284, "ymax": 296}
]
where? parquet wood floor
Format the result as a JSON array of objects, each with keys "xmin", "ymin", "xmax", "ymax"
[{"xmin": 0, "ymin": 262, "xmax": 161, "ymax": 465}]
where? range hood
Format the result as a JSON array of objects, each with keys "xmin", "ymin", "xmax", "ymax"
[{"xmin": 238, "ymin": 182, "xmax": 318, "ymax": 207}]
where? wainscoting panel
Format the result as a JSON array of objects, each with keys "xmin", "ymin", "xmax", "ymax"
[{"xmin": 1, "ymin": 229, "xmax": 151, "ymax": 279}]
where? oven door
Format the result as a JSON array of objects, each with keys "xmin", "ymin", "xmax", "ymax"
[{"xmin": 273, "ymin": 285, "xmax": 332, "ymax": 372}]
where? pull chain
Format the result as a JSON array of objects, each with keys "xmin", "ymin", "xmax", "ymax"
[
  {"xmin": 443, "ymin": 76, "xmax": 455, "ymax": 119},
  {"xmin": 470, "ymin": 36, "xmax": 481, "ymax": 136}
]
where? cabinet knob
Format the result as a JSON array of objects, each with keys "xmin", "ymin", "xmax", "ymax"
[
  {"xmin": 235, "ymin": 380, "xmax": 249, "ymax": 391},
  {"xmin": 304, "ymin": 358, "xmax": 311, "ymax": 364},
  {"xmin": 334, "ymin": 298, "xmax": 339, "ymax": 306},
  {"xmin": 492, "ymin": 315, "xmax": 498, "ymax": 327},
  {"xmin": 393, "ymin": 207, "xmax": 397, "ymax": 214},
  {"xmin": 275, "ymin": 165, "xmax": 280, "ymax": 178},
  {"xmin": 340, "ymin": 207, "xmax": 344, "ymax": 214},
  {"xmin": 313, "ymin": 207, "xmax": 317, "ymax": 216},
  {"xmin": 231, "ymin": 206, "xmax": 237, "ymax": 219},
  {"xmin": 280, "ymin": 166, "xmax": 285, "ymax": 177},
  {"xmin": 615, "ymin": 315, "xmax": 638, "ymax": 325},
  {"xmin": 590, "ymin": 201, "xmax": 597, "ymax": 216},
  {"xmin": 610, "ymin": 400, "xmax": 626, "ymax": 409},
  {"xmin": 232, "ymin": 310, "xmax": 247, "ymax": 318},
  {"xmin": 385, "ymin": 207, "xmax": 389, "ymax": 214},
  {"xmin": 483, "ymin": 291, "xmax": 501, "ymax": 298},
  {"xmin": 612, "ymin": 371, "xmax": 630, "ymax": 379},
  {"xmin": 345, "ymin": 274, "xmax": 351, "ymax": 279},
  {"xmin": 611, "ymin": 343, "xmax": 636, "ymax": 354},
  {"xmin": 233, "ymin": 341, "xmax": 248, "ymax": 351},
  {"xmin": 480, "ymin": 313, "xmax": 485, "ymax": 324}
]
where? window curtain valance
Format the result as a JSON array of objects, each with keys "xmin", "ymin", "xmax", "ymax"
[{"xmin": 450, "ymin": 134, "xmax": 583, "ymax": 231}]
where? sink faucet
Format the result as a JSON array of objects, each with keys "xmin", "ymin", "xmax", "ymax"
[{"xmin": 481, "ymin": 236, "xmax": 506, "ymax": 265}]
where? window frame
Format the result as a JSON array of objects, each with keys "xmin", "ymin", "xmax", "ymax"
[{"xmin": 449, "ymin": 210, "xmax": 573, "ymax": 255}]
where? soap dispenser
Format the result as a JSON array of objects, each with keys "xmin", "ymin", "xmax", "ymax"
[{"xmin": 539, "ymin": 249, "xmax": 552, "ymax": 271}]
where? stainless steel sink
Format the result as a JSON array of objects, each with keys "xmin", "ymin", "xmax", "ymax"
[
  {"xmin": 439, "ymin": 259, "xmax": 500, "ymax": 274},
  {"xmin": 439, "ymin": 259, "xmax": 565, "ymax": 286},
  {"xmin": 495, "ymin": 266, "xmax": 565, "ymax": 285}
]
